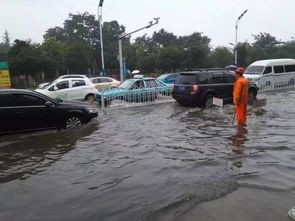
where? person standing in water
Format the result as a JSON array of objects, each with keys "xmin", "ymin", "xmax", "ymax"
[{"xmin": 233, "ymin": 67, "xmax": 249, "ymax": 125}]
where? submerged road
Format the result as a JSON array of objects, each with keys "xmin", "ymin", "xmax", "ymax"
[{"xmin": 0, "ymin": 90, "xmax": 295, "ymax": 221}]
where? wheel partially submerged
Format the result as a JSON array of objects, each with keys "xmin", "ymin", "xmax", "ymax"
[{"xmin": 65, "ymin": 115, "xmax": 82, "ymax": 129}]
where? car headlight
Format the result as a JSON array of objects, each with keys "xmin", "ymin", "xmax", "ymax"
[{"xmin": 85, "ymin": 107, "xmax": 97, "ymax": 113}]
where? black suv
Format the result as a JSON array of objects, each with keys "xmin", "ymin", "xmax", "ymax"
[
  {"xmin": 0, "ymin": 89, "xmax": 98, "ymax": 135},
  {"xmin": 172, "ymin": 69, "xmax": 258, "ymax": 107}
]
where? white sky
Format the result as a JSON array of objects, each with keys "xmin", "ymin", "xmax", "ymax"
[{"xmin": 1, "ymin": 0, "xmax": 295, "ymax": 48}]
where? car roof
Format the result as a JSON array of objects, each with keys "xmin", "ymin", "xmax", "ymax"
[
  {"xmin": 249, "ymin": 59, "xmax": 295, "ymax": 66},
  {"xmin": 180, "ymin": 69, "xmax": 228, "ymax": 74},
  {"xmin": 0, "ymin": 88, "xmax": 32, "ymax": 93},
  {"xmin": 59, "ymin": 74, "xmax": 87, "ymax": 78}
]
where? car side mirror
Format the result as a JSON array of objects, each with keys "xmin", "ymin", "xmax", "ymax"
[{"xmin": 45, "ymin": 101, "xmax": 54, "ymax": 107}]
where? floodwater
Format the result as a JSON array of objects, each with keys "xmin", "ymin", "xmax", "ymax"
[{"xmin": 0, "ymin": 91, "xmax": 295, "ymax": 221}]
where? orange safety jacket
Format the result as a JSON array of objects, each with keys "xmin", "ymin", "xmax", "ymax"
[{"xmin": 233, "ymin": 76, "xmax": 249, "ymax": 105}]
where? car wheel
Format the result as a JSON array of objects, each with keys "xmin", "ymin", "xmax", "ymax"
[
  {"xmin": 85, "ymin": 94, "xmax": 94, "ymax": 101},
  {"xmin": 204, "ymin": 94, "xmax": 213, "ymax": 108},
  {"xmin": 65, "ymin": 115, "xmax": 82, "ymax": 129},
  {"xmin": 248, "ymin": 89, "xmax": 257, "ymax": 105},
  {"xmin": 288, "ymin": 79, "xmax": 294, "ymax": 86}
]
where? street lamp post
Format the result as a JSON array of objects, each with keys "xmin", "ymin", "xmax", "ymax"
[
  {"xmin": 234, "ymin": 9, "xmax": 248, "ymax": 65},
  {"xmin": 98, "ymin": 0, "xmax": 105, "ymax": 75},
  {"xmin": 118, "ymin": 18, "xmax": 160, "ymax": 82}
]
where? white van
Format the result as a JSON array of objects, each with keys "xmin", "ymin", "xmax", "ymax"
[{"xmin": 244, "ymin": 59, "xmax": 295, "ymax": 91}]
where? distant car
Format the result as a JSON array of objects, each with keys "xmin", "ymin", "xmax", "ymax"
[
  {"xmin": 0, "ymin": 89, "xmax": 98, "ymax": 135},
  {"xmin": 157, "ymin": 73, "xmax": 179, "ymax": 84},
  {"xmin": 90, "ymin": 77, "xmax": 121, "ymax": 90},
  {"xmin": 95, "ymin": 77, "xmax": 173, "ymax": 106},
  {"xmin": 172, "ymin": 69, "xmax": 258, "ymax": 107},
  {"xmin": 38, "ymin": 75, "xmax": 89, "ymax": 89},
  {"xmin": 35, "ymin": 77, "xmax": 97, "ymax": 101}
]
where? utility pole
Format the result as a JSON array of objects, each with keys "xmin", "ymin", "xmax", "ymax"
[
  {"xmin": 234, "ymin": 10, "xmax": 248, "ymax": 65},
  {"xmin": 118, "ymin": 18, "xmax": 160, "ymax": 82},
  {"xmin": 98, "ymin": 0, "xmax": 105, "ymax": 75}
]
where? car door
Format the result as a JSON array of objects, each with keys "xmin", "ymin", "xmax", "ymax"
[
  {"xmin": 144, "ymin": 79, "xmax": 158, "ymax": 100},
  {"xmin": 52, "ymin": 80, "xmax": 70, "ymax": 100},
  {"xmin": 12, "ymin": 93, "xmax": 56, "ymax": 131},
  {"xmin": 129, "ymin": 80, "xmax": 145, "ymax": 102},
  {"xmin": 70, "ymin": 79, "xmax": 88, "ymax": 100},
  {"xmin": 223, "ymin": 72, "xmax": 235, "ymax": 98},
  {"xmin": 208, "ymin": 72, "xmax": 227, "ymax": 98},
  {"xmin": 99, "ymin": 78, "xmax": 113, "ymax": 90},
  {"xmin": 0, "ymin": 93, "xmax": 17, "ymax": 133}
]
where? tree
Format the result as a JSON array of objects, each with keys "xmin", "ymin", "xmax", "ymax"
[
  {"xmin": 8, "ymin": 40, "xmax": 46, "ymax": 87},
  {"xmin": 180, "ymin": 32, "xmax": 211, "ymax": 69},
  {"xmin": 252, "ymin": 32, "xmax": 280, "ymax": 48},
  {"xmin": 157, "ymin": 46, "xmax": 184, "ymax": 72},
  {"xmin": 151, "ymin": 29, "xmax": 178, "ymax": 48},
  {"xmin": 41, "ymin": 37, "xmax": 68, "ymax": 79},
  {"xmin": 209, "ymin": 47, "xmax": 234, "ymax": 67}
]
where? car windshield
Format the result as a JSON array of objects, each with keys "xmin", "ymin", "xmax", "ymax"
[
  {"xmin": 157, "ymin": 74, "xmax": 169, "ymax": 80},
  {"xmin": 118, "ymin": 79, "xmax": 134, "ymax": 89},
  {"xmin": 245, "ymin": 66, "xmax": 264, "ymax": 75}
]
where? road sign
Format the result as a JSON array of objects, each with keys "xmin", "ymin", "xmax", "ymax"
[
  {"xmin": 0, "ymin": 61, "xmax": 11, "ymax": 88},
  {"xmin": 0, "ymin": 61, "xmax": 8, "ymax": 70},
  {"xmin": 213, "ymin": 97, "xmax": 223, "ymax": 107}
]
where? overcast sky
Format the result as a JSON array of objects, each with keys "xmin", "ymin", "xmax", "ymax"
[{"xmin": 1, "ymin": 0, "xmax": 295, "ymax": 48}]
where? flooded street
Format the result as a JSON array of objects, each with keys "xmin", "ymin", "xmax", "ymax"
[{"xmin": 0, "ymin": 91, "xmax": 295, "ymax": 221}]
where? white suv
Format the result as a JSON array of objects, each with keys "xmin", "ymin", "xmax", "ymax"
[{"xmin": 35, "ymin": 77, "xmax": 97, "ymax": 101}]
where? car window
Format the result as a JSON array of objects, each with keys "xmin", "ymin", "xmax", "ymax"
[
  {"xmin": 145, "ymin": 79, "xmax": 158, "ymax": 88},
  {"xmin": 176, "ymin": 74, "xmax": 198, "ymax": 85},
  {"xmin": 274, "ymin": 65, "xmax": 284, "ymax": 73},
  {"xmin": 131, "ymin": 80, "xmax": 144, "ymax": 89},
  {"xmin": 197, "ymin": 73, "xmax": 209, "ymax": 84},
  {"xmin": 0, "ymin": 94, "xmax": 14, "ymax": 107},
  {"xmin": 155, "ymin": 80, "xmax": 165, "ymax": 86},
  {"xmin": 55, "ymin": 80, "xmax": 69, "ymax": 90},
  {"xmin": 285, "ymin": 65, "xmax": 295, "ymax": 72},
  {"xmin": 263, "ymin": 66, "xmax": 272, "ymax": 74},
  {"xmin": 13, "ymin": 94, "xmax": 46, "ymax": 106},
  {"xmin": 209, "ymin": 73, "xmax": 224, "ymax": 84},
  {"xmin": 72, "ymin": 80, "xmax": 86, "ymax": 87},
  {"xmin": 91, "ymin": 78, "xmax": 99, "ymax": 84},
  {"xmin": 223, "ymin": 73, "xmax": 235, "ymax": 83}
]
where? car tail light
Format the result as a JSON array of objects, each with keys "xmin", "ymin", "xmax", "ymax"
[{"xmin": 190, "ymin": 85, "xmax": 200, "ymax": 94}]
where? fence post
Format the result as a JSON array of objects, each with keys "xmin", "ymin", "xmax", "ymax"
[{"xmin": 101, "ymin": 90, "xmax": 105, "ymax": 110}]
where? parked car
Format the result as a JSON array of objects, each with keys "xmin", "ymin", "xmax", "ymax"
[
  {"xmin": 0, "ymin": 89, "xmax": 98, "ymax": 135},
  {"xmin": 38, "ymin": 74, "xmax": 89, "ymax": 89},
  {"xmin": 95, "ymin": 77, "xmax": 173, "ymax": 106},
  {"xmin": 244, "ymin": 58, "xmax": 295, "ymax": 91},
  {"xmin": 157, "ymin": 73, "xmax": 179, "ymax": 84},
  {"xmin": 172, "ymin": 69, "xmax": 258, "ymax": 107},
  {"xmin": 90, "ymin": 77, "xmax": 121, "ymax": 90},
  {"xmin": 35, "ymin": 77, "xmax": 97, "ymax": 101}
]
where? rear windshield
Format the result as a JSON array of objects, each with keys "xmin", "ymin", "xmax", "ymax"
[{"xmin": 176, "ymin": 73, "xmax": 208, "ymax": 85}]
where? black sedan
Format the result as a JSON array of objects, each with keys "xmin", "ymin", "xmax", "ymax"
[{"xmin": 0, "ymin": 89, "xmax": 98, "ymax": 135}]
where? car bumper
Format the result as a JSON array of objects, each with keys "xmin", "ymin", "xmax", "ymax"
[{"xmin": 172, "ymin": 93, "xmax": 203, "ymax": 105}]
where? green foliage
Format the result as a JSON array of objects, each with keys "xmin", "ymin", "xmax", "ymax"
[
  {"xmin": 1, "ymin": 13, "xmax": 295, "ymax": 88},
  {"xmin": 210, "ymin": 47, "xmax": 233, "ymax": 67}
]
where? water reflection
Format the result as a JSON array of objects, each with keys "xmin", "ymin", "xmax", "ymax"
[{"xmin": 0, "ymin": 123, "xmax": 99, "ymax": 183}]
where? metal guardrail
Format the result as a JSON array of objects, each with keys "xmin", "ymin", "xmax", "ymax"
[
  {"xmin": 258, "ymin": 80, "xmax": 295, "ymax": 92},
  {"xmin": 95, "ymin": 87, "xmax": 174, "ymax": 109}
]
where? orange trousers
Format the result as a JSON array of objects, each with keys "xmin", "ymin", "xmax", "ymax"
[{"xmin": 235, "ymin": 103, "xmax": 247, "ymax": 124}]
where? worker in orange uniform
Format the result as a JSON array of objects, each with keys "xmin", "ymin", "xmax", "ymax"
[{"xmin": 233, "ymin": 67, "xmax": 249, "ymax": 125}]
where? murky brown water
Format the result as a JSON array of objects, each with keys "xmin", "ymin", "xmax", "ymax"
[{"xmin": 0, "ymin": 90, "xmax": 295, "ymax": 221}]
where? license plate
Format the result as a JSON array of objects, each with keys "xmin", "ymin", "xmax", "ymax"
[{"xmin": 178, "ymin": 85, "xmax": 185, "ymax": 91}]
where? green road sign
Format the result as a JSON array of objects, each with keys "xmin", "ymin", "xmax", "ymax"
[{"xmin": 0, "ymin": 62, "xmax": 9, "ymax": 70}]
